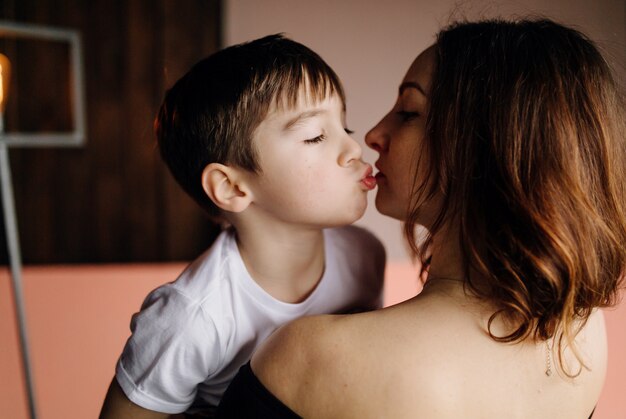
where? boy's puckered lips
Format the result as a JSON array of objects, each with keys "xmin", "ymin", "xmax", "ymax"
[{"xmin": 360, "ymin": 165, "xmax": 377, "ymax": 190}]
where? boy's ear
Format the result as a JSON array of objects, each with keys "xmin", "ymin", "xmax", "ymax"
[{"xmin": 201, "ymin": 163, "xmax": 253, "ymax": 213}]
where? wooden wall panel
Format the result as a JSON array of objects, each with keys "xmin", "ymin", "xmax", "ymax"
[
  {"xmin": 160, "ymin": 0, "xmax": 223, "ymax": 261},
  {"xmin": 0, "ymin": 0, "xmax": 222, "ymax": 263}
]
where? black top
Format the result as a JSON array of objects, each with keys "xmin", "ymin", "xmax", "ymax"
[{"xmin": 216, "ymin": 362, "xmax": 301, "ymax": 419}]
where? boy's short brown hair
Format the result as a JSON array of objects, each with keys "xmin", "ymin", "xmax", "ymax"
[{"xmin": 155, "ymin": 34, "xmax": 346, "ymax": 217}]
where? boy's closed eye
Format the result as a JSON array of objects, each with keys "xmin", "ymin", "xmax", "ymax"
[
  {"xmin": 304, "ymin": 134, "xmax": 326, "ymax": 144},
  {"xmin": 303, "ymin": 128, "xmax": 354, "ymax": 144}
]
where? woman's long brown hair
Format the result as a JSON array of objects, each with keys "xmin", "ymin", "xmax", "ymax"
[{"xmin": 406, "ymin": 19, "xmax": 626, "ymax": 376}]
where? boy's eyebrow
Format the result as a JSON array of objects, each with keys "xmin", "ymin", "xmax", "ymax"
[
  {"xmin": 399, "ymin": 81, "xmax": 427, "ymax": 97},
  {"xmin": 283, "ymin": 109, "xmax": 326, "ymax": 131}
]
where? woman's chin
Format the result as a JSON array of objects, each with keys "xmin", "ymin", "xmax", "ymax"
[{"xmin": 374, "ymin": 199, "xmax": 407, "ymax": 221}]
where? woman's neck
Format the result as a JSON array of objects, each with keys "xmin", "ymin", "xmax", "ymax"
[
  {"xmin": 424, "ymin": 222, "xmax": 494, "ymax": 300},
  {"xmin": 427, "ymin": 223, "xmax": 466, "ymax": 282}
]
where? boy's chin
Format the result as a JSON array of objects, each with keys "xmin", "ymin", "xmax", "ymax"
[
  {"xmin": 352, "ymin": 207, "xmax": 368, "ymax": 223},
  {"xmin": 347, "ymin": 202, "xmax": 368, "ymax": 223},
  {"xmin": 325, "ymin": 207, "xmax": 368, "ymax": 227}
]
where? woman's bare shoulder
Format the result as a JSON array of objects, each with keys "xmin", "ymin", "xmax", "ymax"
[
  {"xmin": 249, "ymin": 300, "xmax": 461, "ymax": 417},
  {"xmin": 251, "ymin": 305, "xmax": 416, "ymax": 381},
  {"xmin": 250, "ymin": 313, "xmax": 352, "ymax": 416},
  {"xmin": 252, "ymin": 314, "xmax": 339, "ymax": 375},
  {"xmin": 249, "ymin": 291, "xmax": 606, "ymax": 417}
]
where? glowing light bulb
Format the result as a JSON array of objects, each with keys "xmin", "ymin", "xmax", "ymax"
[{"xmin": 0, "ymin": 53, "xmax": 10, "ymax": 113}]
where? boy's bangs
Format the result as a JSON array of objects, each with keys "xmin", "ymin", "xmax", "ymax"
[{"xmin": 272, "ymin": 63, "xmax": 345, "ymax": 110}]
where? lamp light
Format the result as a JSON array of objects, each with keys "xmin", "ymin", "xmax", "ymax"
[{"xmin": 0, "ymin": 53, "xmax": 9, "ymax": 116}]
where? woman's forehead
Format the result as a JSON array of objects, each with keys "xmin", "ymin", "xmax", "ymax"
[{"xmin": 403, "ymin": 45, "xmax": 436, "ymax": 93}]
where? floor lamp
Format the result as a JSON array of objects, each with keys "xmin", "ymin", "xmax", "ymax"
[{"xmin": 0, "ymin": 20, "xmax": 86, "ymax": 419}]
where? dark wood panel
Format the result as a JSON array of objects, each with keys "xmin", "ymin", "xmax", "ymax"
[
  {"xmin": 124, "ymin": 0, "xmax": 163, "ymax": 261},
  {"xmin": 0, "ymin": 0, "xmax": 222, "ymax": 263},
  {"xmin": 160, "ymin": 0, "xmax": 222, "ymax": 261}
]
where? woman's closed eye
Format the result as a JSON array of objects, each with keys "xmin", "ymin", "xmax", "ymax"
[{"xmin": 396, "ymin": 111, "xmax": 420, "ymax": 122}]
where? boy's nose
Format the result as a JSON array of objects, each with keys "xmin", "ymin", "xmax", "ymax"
[{"xmin": 339, "ymin": 131, "xmax": 363, "ymax": 167}]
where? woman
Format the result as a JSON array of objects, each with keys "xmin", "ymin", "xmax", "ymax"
[{"xmin": 217, "ymin": 18, "xmax": 626, "ymax": 418}]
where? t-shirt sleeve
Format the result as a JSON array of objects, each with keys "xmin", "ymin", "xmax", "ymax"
[{"xmin": 115, "ymin": 286, "xmax": 221, "ymax": 414}]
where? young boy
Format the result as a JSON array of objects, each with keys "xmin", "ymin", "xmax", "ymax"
[{"xmin": 100, "ymin": 34, "xmax": 385, "ymax": 418}]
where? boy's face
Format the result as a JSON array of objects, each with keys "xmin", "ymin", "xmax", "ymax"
[{"xmin": 245, "ymin": 91, "xmax": 374, "ymax": 228}]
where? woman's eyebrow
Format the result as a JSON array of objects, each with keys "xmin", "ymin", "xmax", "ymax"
[{"xmin": 399, "ymin": 81, "xmax": 427, "ymax": 97}]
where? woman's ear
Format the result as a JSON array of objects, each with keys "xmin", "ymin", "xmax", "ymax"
[{"xmin": 201, "ymin": 163, "xmax": 253, "ymax": 213}]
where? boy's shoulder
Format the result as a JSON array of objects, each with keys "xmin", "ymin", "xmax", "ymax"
[
  {"xmin": 139, "ymin": 228, "xmax": 241, "ymax": 316},
  {"xmin": 129, "ymin": 229, "xmax": 244, "ymax": 347},
  {"xmin": 167, "ymin": 228, "xmax": 238, "ymax": 296}
]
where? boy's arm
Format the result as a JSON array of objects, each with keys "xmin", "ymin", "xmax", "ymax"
[{"xmin": 100, "ymin": 377, "xmax": 171, "ymax": 419}]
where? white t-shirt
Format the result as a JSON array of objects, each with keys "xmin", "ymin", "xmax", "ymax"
[{"xmin": 115, "ymin": 225, "xmax": 385, "ymax": 414}]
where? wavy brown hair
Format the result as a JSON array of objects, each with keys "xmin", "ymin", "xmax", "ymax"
[{"xmin": 406, "ymin": 19, "xmax": 626, "ymax": 375}]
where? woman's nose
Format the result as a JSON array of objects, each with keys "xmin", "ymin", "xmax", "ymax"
[{"xmin": 365, "ymin": 119, "xmax": 387, "ymax": 153}]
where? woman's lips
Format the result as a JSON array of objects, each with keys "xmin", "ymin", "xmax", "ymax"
[
  {"xmin": 361, "ymin": 166, "xmax": 377, "ymax": 190},
  {"xmin": 374, "ymin": 163, "xmax": 386, "ymax": 183}
]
